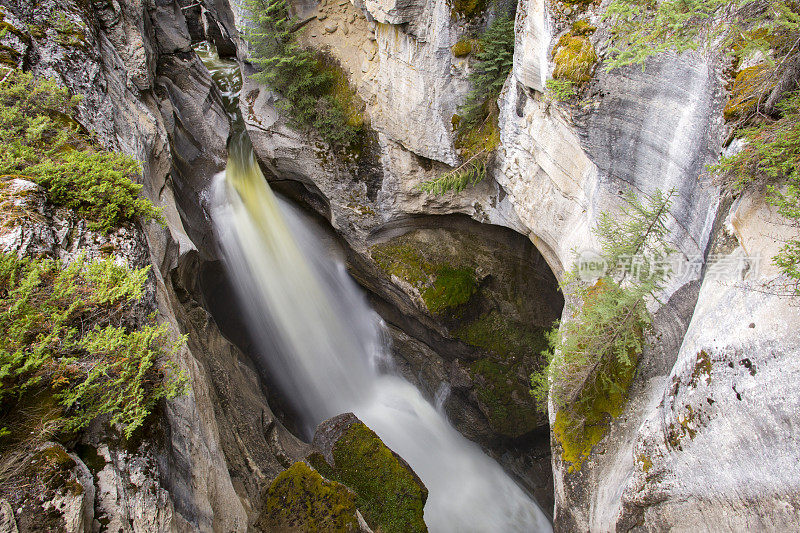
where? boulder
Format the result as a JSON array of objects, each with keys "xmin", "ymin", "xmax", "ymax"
[{"xmin": 308, "ymin": 413, "xmax": 428, "ymax": 533}]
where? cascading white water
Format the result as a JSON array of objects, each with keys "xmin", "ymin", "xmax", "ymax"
[
  {"xmin": 212, "ymin": 134, "xmax": 551, "ymax": 532},
  {"xmin": 199, "ymin": 42, "xmax": 552, "ymax": 533}
]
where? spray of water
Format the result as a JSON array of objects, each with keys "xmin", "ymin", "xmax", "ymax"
[{"xmin": 199, "ymin": 42, "xmax": 552, "ymax": 532}]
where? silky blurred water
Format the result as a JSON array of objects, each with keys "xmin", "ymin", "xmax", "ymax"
[{"xmin": 200, "ymin": 41, "xmax": 552, "ymax": 532}]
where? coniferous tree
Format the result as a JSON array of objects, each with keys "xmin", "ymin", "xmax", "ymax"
[{"xmin": 531, "ymin": 189, "xmax": 675, "ymax": 469}]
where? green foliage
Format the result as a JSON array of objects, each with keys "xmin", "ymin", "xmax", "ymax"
[
  {"xmin": 311, "ymin": 422, "xmax": 428, "ymax": 533},
  {"xmin": 545, "ymin": 78, "xmax": 578, "ymax": 101},
  {"xmin": 0, "ymin": 253, "xmax": 188, "ymax": 440},
  {"xmin": 244, "ymin": 0, "xmax": 364, "ymax": 152},
  {"xmin": 604, "ymin": 0, "xmax": 800, "ymax": 70},
  {"xmin": 459, "ymin": 15, "xmax": 515, "ymax": 133},
  {"xmin": 0, "ymin": 70, "xmax": 161, "ymax": 233},
  {"xmin": 420, "ymin": 15, "xmax": 514, "ymax": 195},
  {"xmin": 51, "ymin": 11, "xmax": 86, "ymax": 48},
  {"xmin": 531, "ymin": 189, "xmax": 675, "ymax": 470},
  {"xmin": 713, "ymin": 92, "xmax": 800, "ymax": 292}
]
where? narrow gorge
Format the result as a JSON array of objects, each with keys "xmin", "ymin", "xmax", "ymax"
[{"xmin": 0, "ymin": 0, "xmax": 798, "ymax": 531}]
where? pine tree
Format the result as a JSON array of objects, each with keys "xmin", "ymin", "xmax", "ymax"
[
  {"xmin": 243, "ymin": 0, "xmax": 362, "ymax": 151},
  {"xmin": 531, "ymin": 189, "xmax": 675, "ymax": 469}
]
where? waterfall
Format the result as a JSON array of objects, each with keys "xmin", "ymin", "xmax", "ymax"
[{"xmin": 201, "ymin": 42, "xmax": 552, "ymax": 533}]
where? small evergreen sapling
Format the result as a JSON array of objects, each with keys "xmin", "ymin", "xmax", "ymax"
[{"xmin": 531, "ymin": 189, "xmax": 675, "ymax": 470}]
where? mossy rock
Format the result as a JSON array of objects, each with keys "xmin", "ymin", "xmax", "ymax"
[
  {"xmin": 553, "ymin": 339, "xmax": 638, "ymax": 472},
  {"xmin": 259, "ymin": 461, "xmax": 361, "ymax": 532},
  {"xmin": 451, "ymin": 38, "xmax": 479, "ymax": 58},
  {"xmin": 29, "ymin": 444, "xmax": 84, "ymax": 497},
  {"xmin": 468, "ymin": 357, "xmax": 543, "ymax": 437},
  {"xmin": 311, "ymin": 413, "xmax": 428, "ymax": 533},
  {"xmin": 723, "ymin": 63, "xmax": 775, "ymax": 122},
  {"xmin": 570, "ymin": 20, "xmax": 596, "ymax": 36},
  {"xmin": 552, "ymin": 34, "xmax": 597, "ymax": 85},
  {"xmin": 421, "ymin": 265, "xmax": 478, "ymax": 314},
  {"xmin": 370, "ymin": 239, "xmax": 478, "ymax": 316}
]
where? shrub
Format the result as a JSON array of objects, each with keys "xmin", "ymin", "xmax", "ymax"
[
  {"xmin": 713, "ymin": 92, "xmax": 800, "ymax": 293},
  {"xmin": 531, "ymin": 189, "xmax": 675, "ymax": 470},
  {"xmin": 546, "ymin": 78, "xmax": 578, "ymax": 101},
  {"xmin": 0, "ymin": 253, "xmax": 187, "ymax": 440},
  {"xmin": 244, "ymin": 0, "xmax": 364, "ymax": 153},
  {"xmin": 0, "ymin": 70, "xmax": 161, "ymax": 233},
  {"xmin": 420, "ymin": 14, "xmax": 515, "ymax": 195}
]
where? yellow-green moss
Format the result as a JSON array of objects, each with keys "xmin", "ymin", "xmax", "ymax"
[
  {"xmin": 260, "ymin": 461, "xmax": 361, "ymax": 532},
  {"xmin": 322, "ymin": 59, "xmax": 365, "ymax": 130},
  {"xmin": 723, "ymin": 63, "xmax": 775, "ymax": 122},
  {"xmin": 553, "ymin": 345, "xmax": 638, "ymax": 472},
  {"xmin": 552, "ymin": 34, "xmax": 598, "ymax": 84},
  {"xmin": 370, "ymin": 241, "xmax": 478, "ymax": 315},
  {"xmin": 0, "ymin": 45, "xmax": 19, "ymax": 68},
  {"xmin": 422, "ymin": 265, "xmax": 478, "ymax": 314},
  {"xmin": 451, "ymin": 38, "xmax": 479, "ymax": 58},
  {"xmin": 371, "ymin": 242, "xmax": 431, "ymax": 291},
  {"xmin": 570, "ymin": 20, "xmax": 596, "ymax": 36},
  {"xmin": 29, "ymin": 445, "xmax": 84, "ymax": 497},
  {"xmin": 320, "ymin": 422, "xmax": 428, "ymax": 533},
  {"xmin": 637, "ymin": 453, "xmax": 653, "ymax": 473},
  {"xmin": 454, "ymin": 105, "xmax": 500, "ymax": 159},
  {"xmin": 457, "ymin": 310, "xmax": 548, "ymax": 360}
]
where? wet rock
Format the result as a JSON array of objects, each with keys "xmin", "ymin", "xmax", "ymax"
[{"xmin": 308, "ymin": 413, "xmax": 428, "ymax": 533}]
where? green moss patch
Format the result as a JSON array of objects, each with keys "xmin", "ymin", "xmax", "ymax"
[
  {"xmin": 371, "ymin": 240, "xmax": 478, "ymax": 315},
  {"xmin": 456, "ymin": 310, "xmax": 548, "ymax": 360},
  {"xmin": 552, "ymin": 34, "xmax": 597, "ymax": 85},
  {"xmin": 469, "ymin": 357, "xmax": 543, "ymax": 437},
  {"xmin": 316, "ymin": 422, "xmax": 428, "ymax": 533},
  {"xmin": 552, "ymin": 344, "xmax": 637, "ymax": 472},
  {"xmin": 260, "ymin": 461, "xmax": 361, "ymax": 532},
  {"xmin": 422, "ymin": 265, "xmax": 478, "ymax": 314},
  {"xmin": 451, "ymin": 38, "xmax": 479, "ymax": 58},
  {"xmin": 458, "ymin": 312, "xmax": 550, "ymax": 437},
  {"xmin": 723, "ymin": 63, "xmax": 775, "ymax": 123}
]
